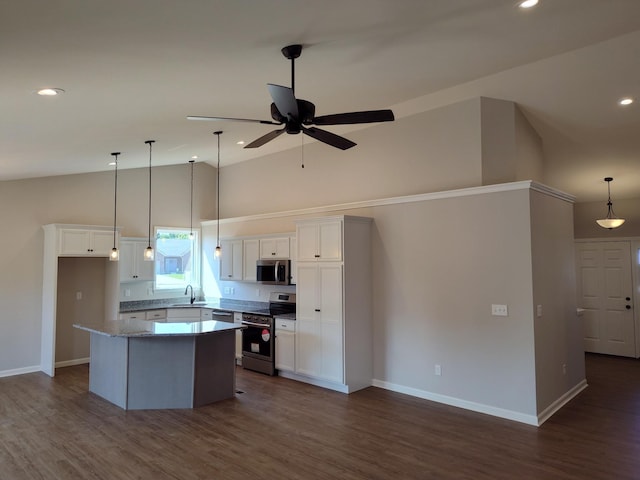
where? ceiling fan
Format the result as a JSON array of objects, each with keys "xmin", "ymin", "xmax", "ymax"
[{"xmin": 187, "ymin": 44, "xmax": 395, "ymax": 150}]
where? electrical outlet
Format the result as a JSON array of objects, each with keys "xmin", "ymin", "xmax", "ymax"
[
  {"xmin": 76, "ymin": 291, "xmax": 82, "ymax": 300},
  {"xmin": 491, "ymin": 304, "xmax": 508, "ymax": 316},
  {"xmin": 125, "ymin": 289, "xmax": 131, "ymax": 298},
  {"xmin": 562, "ymin": 364, "xmax": 567, "ymax": 375},
  {"xmin": 435, "ymin": 364, "xmax": 442, "ymax": 376},
  {"xmin": 537, "ymin": 304, "xmax": 543, "ymax": 317},
  {"xmin": 223, "ymin": 287, "xmax": 231, "ymax": 295},
  {"xmin": 255, "ymin": 288, "xmax": 260, "ymax": 297}
]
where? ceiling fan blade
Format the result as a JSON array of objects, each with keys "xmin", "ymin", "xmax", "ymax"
[
  {"xmin": 302, "ymin": 126, "xmax": 356, "ymax": 150},
  {"xmin": 312, "ymin": 109, "xmax": 395, "ymax": 125},
  {"xmin": 244, "ymin": 128, "xmax": 286, "ymax": 149},
  {"xmin": 187, "ymin": 115, "xmax": 281, "ymax": 125},
  {"xmin": 267, "ymin": 84, "xmax": 299, "ymax": 120}
]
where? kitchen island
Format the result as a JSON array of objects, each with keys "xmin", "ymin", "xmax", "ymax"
[{"xmin": 74, "ymin": 318, "xmax": 243, "ymax": 410}]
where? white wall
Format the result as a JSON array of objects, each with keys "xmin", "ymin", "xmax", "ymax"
[{"xmin": 0, "ymin": 163, "xmax": 215, "ymax": 375}]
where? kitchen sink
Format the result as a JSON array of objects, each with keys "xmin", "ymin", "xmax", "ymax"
[{"xmin": 169, "ymin": 301, "xmax": 209, "ymax": 307}]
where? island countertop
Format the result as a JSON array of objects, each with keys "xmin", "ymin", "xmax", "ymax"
[{"xmin": 74, "ymin": 318, "xmax": 243, "ymax": 338}]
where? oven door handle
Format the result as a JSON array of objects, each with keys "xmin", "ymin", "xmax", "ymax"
[{"xmin": 241, "ymin": 321, "xmax": 272, "ymax": 329}]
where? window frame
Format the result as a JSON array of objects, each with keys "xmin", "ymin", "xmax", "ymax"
[{"xmin": 153, "ymin": 226, "xmax": 201, "ymax": 291}]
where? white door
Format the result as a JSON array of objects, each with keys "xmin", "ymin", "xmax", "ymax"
[{"xmin": 576, "ymin": 241, "xmax": 636, "ymax": 357}]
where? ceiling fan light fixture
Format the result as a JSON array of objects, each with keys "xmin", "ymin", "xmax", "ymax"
[
  {"xmin": 596, "ymin": 177, "xmax": 625, "ymax": 230},
  {"xmin": 618, "ymin": 97, "xmax": 634, "ymax": 106}
]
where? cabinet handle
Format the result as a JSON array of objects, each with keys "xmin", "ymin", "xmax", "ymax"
[
  {"xmin": 626, "ymin": 297, "xmax": 631, "ymax": 301},
  {"xmin": 272, "ymin": 252, "xmax": 276, "ymax": 255},
  {"xmin": 626, "ymin": 305, "xmax": 631, "ymax": 310},
  {"xmin": 315, "ymin": 309, "xmax": 321, "ymax": 312},
  {"xmin": 314, "ymin": 254, "xmax": 320, "ymax": 258},
  {"xmin": 228, "ymin": 274, "xmax": 232, "ymax": 278}
]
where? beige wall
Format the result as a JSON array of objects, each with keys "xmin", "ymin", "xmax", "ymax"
[
  {"xmin": 530, "ymin": 190, "xmax": 584, "ymax": 415},
  {"xmin": 0, "ymin": 162, "xmax": 216, "ymax": 374},
  {"xmin": 217, "ymin": 98, "xmax": 484, "ymax": 218}
]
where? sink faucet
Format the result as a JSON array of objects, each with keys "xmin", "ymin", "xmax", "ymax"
[{"xmin": 184, "ymin": 284, "xmax": 195, "ymax": 304}]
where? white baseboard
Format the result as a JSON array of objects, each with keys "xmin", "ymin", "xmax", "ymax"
[
  {"xmin": 537, "ymin": 379, "xmax": 588, "ymax": 425},
  {"xmin": 55, "ymin": 357, "xmax": 90, "ymax": 368},
  {"xmin": 0, "ymin": 365, "xmax": 41, "ymax": 378},
  {"xmin": 372, "ymin": 378, "xmax": 540, "ymax": 426}
]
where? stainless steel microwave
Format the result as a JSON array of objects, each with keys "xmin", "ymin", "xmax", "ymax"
[{"xmin": 256, "ymin": 259, "xmax": 291, "ymax": 285}]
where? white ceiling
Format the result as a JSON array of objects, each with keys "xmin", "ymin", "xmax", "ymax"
[{"xmin": 2, "ymin": 0, "xmax": 640, "ymax": 202}]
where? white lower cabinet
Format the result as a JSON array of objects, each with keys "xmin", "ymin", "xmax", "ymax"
[
  {"xmin": 294, "ymin": 216, "xmax": 372, "ymax": 393},
  {"xmin": 275, "ymin": 318, "xmax": 296, "ymax": 372}
]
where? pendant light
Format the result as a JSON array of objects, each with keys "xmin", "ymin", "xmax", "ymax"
[
  {"xmin": 596, "ymin": 177, "xmax": 625, "ymax": 229},
  {"xmin": 144, "ymin": 140, "xmax": 155, "ymax": 261},
  {"xmin": 109, "ymin": 152, "xmax": 120, "ymax": 261},
  {"xmin": 214, "ymin": 131, "xmax": 223, "ymax": 258},
  {"xmin": 189, "ymin": 159, "xmax": 195, "ymax": 240}
]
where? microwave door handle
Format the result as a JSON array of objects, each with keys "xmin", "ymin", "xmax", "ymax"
[{"xmin": 275, "ymin": 260, "xmax": 280, "ymax": 283}]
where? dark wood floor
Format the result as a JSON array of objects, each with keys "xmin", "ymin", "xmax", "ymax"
[{"xmin": 1, "ymin": 353, "xmax": 639, "ymax": 479}]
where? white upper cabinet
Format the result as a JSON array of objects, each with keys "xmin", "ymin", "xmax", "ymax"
[
  {"xmin": 119, "ymin": 238, "xmax": 154, "ymax": 282},
  {"xmin": 220, "ymin": 239, "xmax": 243, "ymax": 281},
  {"xmin": 260, "ymin": 237, "xmax": 290, "ymax": 259},
  {"xmin": 243, "ymin": 239, "xmax": 260, "ymax": 281},
  {"xmin": 59, "ymin": 228, "xmax": 115, "ymax": 256},
  {"xmin": 296, "ymin": 219, "xmax": 342, "ymax": 262}
]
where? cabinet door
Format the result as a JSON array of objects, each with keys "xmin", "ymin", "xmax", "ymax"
[
  {"xmin": 319, "ymin": 264, "xmax": 343, "ymax": 383},
  {"xmin": 59, "ymin": 229, "xmax": 91, "ymax": 255},
  {"xmin": 133, "ymin": 241, "xmax": 154, "ymax": 281},
  {"xmin": 318, "ymin": 222, "xmax": 342, "ymax": 262},
  {"xmin": 119, "ymin": 241, "xmax": 137, "ymax": 281},
  {"xmin": 275, "ymin": 320, "xmax": 296, "ymax": 372},
  {"xmin": 295, "ymin": 264, "xmax": 322, "ymax": 377},
  {"xmin": 297, "ymin": 224, "xmax": 319, "ymax": 262},
  {"xmin": 243, "ymin": 239, "xmax": 260, "ymax": 281},
  {"xmin": 220, "ymin": 239, "xmax": 242, "ymax": 281},
  {"xmin": 260, "ymin": 237, "xmax": 290, "ymax": 259},
  {"xmin": 91, "ymin": 230, "xmax": 116, "ymax": 256},
  {"xmin": 296, "ymin": 221, "xmax": 342, "ymax": 262}
]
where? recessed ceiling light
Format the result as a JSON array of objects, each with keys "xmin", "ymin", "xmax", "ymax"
[
  {"xmin": 519, "ymin": 0, "xmax": 538, "ymax": 8},
  {"xmin": 618, "ymin": 97, "xmax": 634, "ymax": 106},
  {"xmin": 108, "ymin": 161, "xmax": 117, "ymax": 166},
  {"xmin": 236, "ymin": 140, "xmax": 245, "ymax": 145},
  {"xmin": 37, "ymin": 88, "xmax": 65, "ymax": 96},
  {"xmin": 191, "ymin": 155, "xmax": 199, "ymax": 160}
]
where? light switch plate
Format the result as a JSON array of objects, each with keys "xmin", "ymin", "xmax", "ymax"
[{"xmin": 491, "ymin": 304, "xmax": 508, "ymax": 316}]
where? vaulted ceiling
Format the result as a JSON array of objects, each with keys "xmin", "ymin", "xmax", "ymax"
[{"xmin": 2, "ymin": 0, "xmax": 640, "ymax": 202}]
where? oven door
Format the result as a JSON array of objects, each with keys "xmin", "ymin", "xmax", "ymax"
[{"xmin": 241, "ymin": 320, "xmax": 273, "ymax": 360}]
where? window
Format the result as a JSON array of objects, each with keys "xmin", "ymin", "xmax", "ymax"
[{"xmin": 154, "ymin": 227, "xmax": 200, "ymax": 290}]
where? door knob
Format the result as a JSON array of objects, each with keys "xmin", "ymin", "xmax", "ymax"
[{"xmin": 626, "ymin": 297, "xmax": 631, "ymax": 301}]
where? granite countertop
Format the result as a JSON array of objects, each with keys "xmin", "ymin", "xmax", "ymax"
[
  {"xmin": 119, "ymin": 298, "xmax": 272, "ymax": 315},
  {"xmin": 74, "ymin": 318, "xmax": 243, "ymax": 338}
]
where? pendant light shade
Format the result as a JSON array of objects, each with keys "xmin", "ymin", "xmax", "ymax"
[
  {"xmin": 214, "ymin": 131, "xmax": 223, "ymax": 259},
  {"xmin": 109, "ymin": 152, "xmax": 120, "ymax": 262},
  {"xmin": 596, "ymin": 177, "xmax": 625, "ymax": 229},
  {"xmin": 144, "ymin": 140, "xmax": 155, "ymax": 261},
  {"xmin": 189, "ymin": 159, "xmax": 195, "ymax": 240}
]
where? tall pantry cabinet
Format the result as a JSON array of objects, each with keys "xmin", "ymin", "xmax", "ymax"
[{"xmin": 294, "ymin": 215, "xmax": 373, "ymax": 393}]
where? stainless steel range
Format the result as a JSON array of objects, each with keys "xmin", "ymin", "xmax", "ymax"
[{"xmin": 241, "ymin": 292, "xmax": 295, "ymax": 375}]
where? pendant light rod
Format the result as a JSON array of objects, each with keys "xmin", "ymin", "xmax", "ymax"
[
  {"xmin": 144, "ymin": 140, "xmax": 155, "ymax": 260},
  {"xmin": 189, "ymin": 159, "xmax": 195, "ymax": 239},
  {"xmin": 214, "ymin": 131, "xmax": 222, "ymax": 258},
  {"xmin": 596, "ymin": 176, "xmax": 625, "ymax": 229},
  {"xmin": 110, "ymin": 152, "xmax": 120, "ymax": 261}
]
